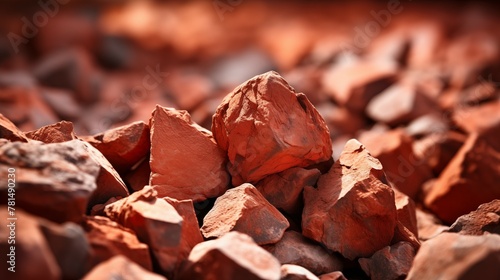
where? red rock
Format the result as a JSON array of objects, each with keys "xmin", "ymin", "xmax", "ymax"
[
  {"xmin": 40, "ymin": 87, "xmax": 83, "ymax": 121},
  {"xmin": 124, "ymin": 156, "xmax": 151, "ymax": 192},
  {"xmin": 302, "ymin": 139, "xmax": 398, "ymax": 260},
  {"xmin": 83, "ymin": 216, "xmax": 153, "ymax": 270},
  {"xmin": 0, "ymin": 113, "xmax": 29, "ymax": 142},
  {"xmin": 263, "ymin": 231, "xmax": 343, "ymax": 275},
  {"xmin": 452, "ymin": 101, "xmax": 500, "ymax": 137},
  {"xmin": 407, "ymin": 233, "xmax": 500, "ymax": 280},
  {"xmin": 415, "ymin": 208, "xmax": 448, "ymax": 241},
  {"xmin": 392, "ymin": 190, "xmax": 420, "ymax": 250},
  {"xmin": 256, "ymin": 167, "xmax": 320, "ymax": 216},
  {"xmin": 166, "ymin": 70, "xmax": 213, "ymax": 110},
  {"xmin": 26, "ymin": 121, "xmax": 78, "ymax": 143},
  {"xmin": 448, "ymin": 199, "xmax": 500, "ymax": 235},
  {"xmin": 359, "ymin": 128, "xmax": 432, "ymax": 198},
  {"xmin": 212, "ymin": 71, "xmax": 332, "ymax": 185},
  {"xmin": 0, "ymin": 210, "xmax": 61, "ymax": 280},
  {"xmin": 359, "ymin": 242, "xmax": 415, "ymax": 280},
  {"xmin": 150, "ymin": 105, "xmax": 229, "ymax": 202},
  {"xmin": 178, "ymin": 231, "xmax": 281, "ymax": 280},
  {"xmin": 201, "ymin": 183, "xmax": 289, "ymax": 245},
  {"xmin": 0, "ymin": 140, "xmax": 101, "ymax": 223},
  {"xmin": 38, "ymin": 219, "xmax": 92, "ymax": 279},
  {"xmin": 0, "ymin": 86, "xmax": 31, "ymax": 125},
  {"xmin": 315, "ymin": 102, "xmax": 366, "ymax": 137},
  {"xmin": 84, "ymin": 121, "xmax": 150, "ymax": 174},
  {"xmin": 82, "ymin": 256, "xmax": 166, "ymax": 280},
  {"xmin": 424, "ymin": 134, "xmax": 500, "ymax": 224},
  {"xmin": 366, "ymin": 79, "xmax": 437, "ymax": 126},
  {"xmin": 104, "ymin": 186, "xmax": 183, "ymax": 277},
  {"xmin": 280, "ymin": 264, "xmax": 320, "ymax": 280},
  {"xmin": 318, "ymin": 271, "xmax": 347, "ymax": 280},
  {"xmin": 321, "ymin": 59, "xmax": 397, "ymax": 112}
]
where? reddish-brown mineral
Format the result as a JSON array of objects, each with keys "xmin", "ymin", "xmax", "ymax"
[
  {"xmin": 0, "ymin": 113, "xmax": 29, "ymax": 142},
  {"xmin": 178, "ymin": 231, "xmax": 281, "ymax": 280},
  {"xmin": 448, "ymin": 199, "xmax": 500, "ymax": 235},
  {"xmin": 25, "ymin": 121, "xmax": 77, "ymax": 143},
  {"xmin": 82, "ymin": 256, "xmax": 166, "ymax": 280},
  {"xmin": 212, "ymin": 71, "xmax": 332, "ymax": 185},
  {"xmin": 149, "ymin": 105, "xmax": 229, "ymax": 201},
  {"xmin": 201, "ymin": 183, "xmax": 289, "ymax": 245},
  {"xmin": 302, "ymin": 139, "xmax": 397, "ymax": 260},
  {"xmin": 280, "ymin": 264, "xmax": 320, "ymax": 280},
  {"xmin": 358, "ymin": 242, "xmax": 415, "ymax": 280}
]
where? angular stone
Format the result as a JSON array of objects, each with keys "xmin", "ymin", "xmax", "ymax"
[
  {"xmin": 319, "ymin": 271, "xmax": 347, "ymax": 280},
  {"xmin": 0, "ymin": 140, "xmax": 116, "ymax": 223},
  {"xmin": 302, "ymin": 139, "xmax": 397, "ymax": 260},
  {"xmin": 178, "ymin": 231, "xmax": 281, "ymax": 280},
  {"xmin": 359, "ymin": 242, "xmax": 415, "ymax": 280},
  {"xmin": 201, "ymin": 183, "xmax": 289, "ymax": 245},
  {"xmin": 212, "ymin": 71, "xmax": 332, "ymax": 185},
  {"xmin": 124, "ymin": 156, "xmax": 151, "ymax": 192},
  {"xmin": 39, "ymin": 219, "xmax": 92, "ymax": 279},
  {"xmin": 0, "ymin": 210, "xmax": 61, "ymax": 280},
  {"xmin": 407, "ymin": 233, "xmax": 500, "ymax": 280},
  {"xmin": 82, "ymin": 256, "xmax": 166, "ymax": 280},
  {"xmin": 424, "ymin": 134, "xmax": 500, "ymax": 224},
  {"xmin": 104, "ymin": 186, "xmax": 183, "ymax": 276},
  {"xmin": 448, "ymin": 199, "xmax": 500, "ymax": 235},
  {"xmin": 322, "ymin": 59, "xmax": 397, "ymax": 112},
  {"xmin": 359, "ymin": 129, "xmax": 432, "ymax": 198},
  {"xmin": 280, "ymin": 264, "xmax": 320, "ymax": 280},
  {"xmin": 150, "ymin": 105, "xmax": 229, "ymax": 202},
  {"xmin": 83, "ymin": 216, "xmax": 152, "ymax": 270},
  {"xmin": 84, "ymin": 121, "xmax": 150, "ymax": 174},
  {"xmin": 40, "ymin": 87, "xmax": 83, "ymax": 121},
  {"xmin": 26, "ymin": 121, "xmax": 77, "ymax": 143},
  {"xmin": 263, "ymin": 231, "xmax": 343, "ymax": 275},
  {"xmin": 415, "ymin": 208, "xmax": 448, "ymax": 241},
  {"xmin": 256, "ymin": 167, "xmax": 320, "ymax": 216},
  {"xmin": 391, "ymin": 189, "xmax": 420, "ymax": 250},
  {"xmin": 0, "ymin": 113, "xmax": 28, "ymax": 142}
]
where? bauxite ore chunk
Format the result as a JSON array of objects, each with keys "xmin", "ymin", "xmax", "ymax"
[{"xmin": 212, "ymin": 71, "xmax": 332, "ymax": 185}]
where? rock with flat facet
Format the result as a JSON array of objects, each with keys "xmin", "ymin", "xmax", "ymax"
[
  {"xmin": 319, "ymin": 272, "xmax": 347, "ymax": 280},
  {"xmin": 212, "ymin": 71, "xmax": 332, "ymax": 185},
  {"xmin": 39, "ymin": 219, "xmax": 91, "ymax": 279},
  {"xmin": 416, "ymin": 208, "xmax": 448, "ymax": 241},
  {"xmin": 359, "ymin": 129, "xmax": 432, "ymax": 198},
  {"xmin": 281, "ymin": 264, "xmax": 320, "ymax": 280},
  {"xmin": 256, "ymin": 167, "xmax": 320, "ymax": 216},
  {"xmin": 201, "ymin": 183, "xmax": 289, "ymax": 245},
  {"xmin": 448, "ymin": 199, "xmax": 500, "ymax": 235},
  {"xmin": 124, "ymin": 156, "xmax": 150, "ymax": 192},
  {"xmin": 0, "ymin": 140, "xmax": 127, "ymax": 223},
  {"xmin": 150, "ymin": 105, "xmax": 229, "ymax": 202},
  {"xmin": 392, "ymin": 189, "xmax": 420, "ymax": 250},
  {"xmin": 407, "ymin": 233, "xmax": 500, "ymax": 280},
  {"xmin": 84, "ymin": 121, "xmax": 150, "ymax": 174},
  {"xmin": 26, "ymin": 121, "xmax": 77, "ymax": 143},
  {"xmin": 104, "ymin": 186, "xmax": 183, "ymax": 277},
  {"xmin": 0, "ymin": 113, "xmax": 29, "ymax": 142},
  {"xmin": 82, "ymin": 256, "xmax": 166, "ymax": 280},
  {"xmin": 263, "ymin": 231, "xmax": 343, "ymax": 275},
  {"xmin": 359, "ymin": 242, "xmax": 415, "ymax": 280},
  {"xmin": 322, "ymin": 59, "xmax": 397, "ymax": 112},
  {"xmin": 83, "ymin": 216, "xmax": 152, "ymax": 270},
  {"xmin": 0, "ymin": 210, "xmax": 60, "ymax": 280},
  {"xmin": 302, "ymin": 139, "xmax": 397, "ymax": 260},
  {"xmin": 178, "ymin": 231, "xmax": 281, "ymax": 280},
  {"xmin": 424, "ymin": 134, "xmax": 500, "ymax": 224}
]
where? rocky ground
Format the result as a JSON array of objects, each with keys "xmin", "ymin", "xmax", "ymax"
[{"xmin": 0, "ymin": 1, "xmax": 500, "ymax": 279}]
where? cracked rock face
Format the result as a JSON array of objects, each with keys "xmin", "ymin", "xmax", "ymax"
[{"xmin": 212, "ymin": 71, "xmax": 332, "ymax": 185}]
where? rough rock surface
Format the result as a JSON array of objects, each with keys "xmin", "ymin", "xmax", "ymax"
[
  {"xmin": 83, "ymin": 216, "xmax": 152, "ymax": 270},
  {"xmin": 82, "ymin": 256, "xmax": 166, "ymax": 280},
  {"xmin": 256, "ymin": 167, "xmax": 321, "ymax": 216},
  {"xmin": 84, "ymin": 121, "xmax": 150, "ymax": 174},
  {"xmin": 263, "ymin": 231, "xmax": 343, "ymax": 275},
  {"xmin": 448, "ymin": 199, "xmax": 500, "ymax": 235},
  {"xmin": 0, "ymin": 210, "xmax": 60, "ymax": 280},
  {"xmin": 104, "ymin": 186, "xmax": 183, "ymax": 276},
  {"xmin": 407, "ymin": 233, "xmax": 500, "ymax": 280},
  {"xmin": 358, "ymin": 242, "xmax": 415, "ymax": 280},
  {"xmin": 318, "ymin": 271, "xmax": 347, "ymax": 280},
  {"xmin": 178, "ymin": 231, "xmax": 281, "ymax": 280},
  {"xmin": 416, "ymin": 208, "xmax": 449, "ymax": 241},
  {"xmin": 280, "ymin": 264, "xmax": 320, "ymax": 280},
  {"xmin": 424, "ymin": 133, "xmax": 500, "ymax": 224},
  {"xmin": 201, "ymin": 183, "xmax": 289, "ymax": 245},
  {"xmin": 149, "ymin": 105, "xmax": 229, "ymax": 202},
  {"xmin": 302, "ymin": 139, "xmax": 397, "ymax": 260},
  {"xmin": 392, "ymin": 189, "xmax": 420, "ymax": 250},
  {"xmin": 0, "ymin": 113, "xmax": 29, "ymax": 142},
  {"xmin": 0, "ymin": 140, "xmax": 127, "ymax": 223},
  {"xmin": 26, "ymin": 121, "xmax": 77, "ymax": 143},
  {"xmin": 212, "ymin": 71, "xmax": 332, "ymax": 185}
]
